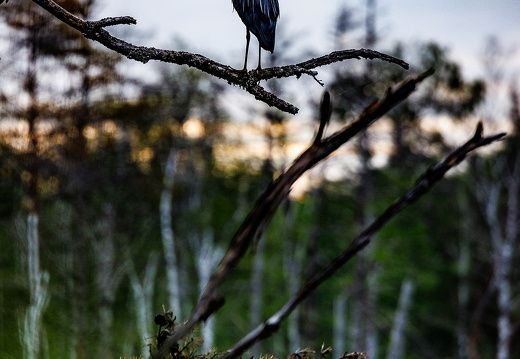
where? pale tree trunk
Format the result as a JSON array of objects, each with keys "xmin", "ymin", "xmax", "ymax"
[
  {"xmin": 130, "ymin": 253, "xmax": 160, "ymax": 358},
  {"xmin": 349, "ymin": 109, "xmax": 378, "ymax": 357},
  {"xmin": 476, "ymin": 153, "xmax": 519, "ymax": 359},
  {"xmin": 194, "ymin": 232, "xmax": 224, "ymax": 352},
  {"xmin": 160, "ymin": 148, "xmax": 183, "ymax": 317},
  {"xmin": 18, "ymin": 214, "xmax": 50, "ymax": 359},
  {"xmin": 386, "ymin": 279, "xmax": 414, "ymax": 359}
]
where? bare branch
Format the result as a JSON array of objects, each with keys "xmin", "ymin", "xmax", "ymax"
[
  {"xmin": 151, "ymin": 69, "xmax": 435, "ymax": 359},
  {"xmin": 90, "ymin": 16, "xmax": 137, "ymax": 28},
  {"xmin": 219, "ymin": 122, "xmax": 506, "ymax": 359},
  {"xmin": 29, "ymin": 0, "xmax": 409, "ymax": 114},
  {"xmin": 253, "ymin": 48, "xmax": 409, "ymax": 82}
]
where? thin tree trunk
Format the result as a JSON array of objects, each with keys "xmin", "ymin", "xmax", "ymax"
[
  {"xmin": 496, "ymin": 265, "xmax": 512, "ymax": 359},
  {"xmin": 475, "ymin": 153, "xmax": 519, "ymax": 359},
  {"xmin": 130, "ymin": 253, "xmax": 159, "ymax": 359},
  {"xmin": 386, "ymin": 279, "xmax": 414, "ymax": 359},
  {"xmin": 19, "ymin": 214, "xmax": 50, "ymax": 359}
]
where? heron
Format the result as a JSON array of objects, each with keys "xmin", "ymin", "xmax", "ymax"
[{"xmin": 232, "ymin": 0, "xmax": 280, "ymax": 70}]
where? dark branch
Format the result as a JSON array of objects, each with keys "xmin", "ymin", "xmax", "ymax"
[
  {"xmin": 314, "ymin": 91, "xmax": 332, "ymax": 144},
  {"xmin": 253, "ymin": 48, "xmax": 409, "ymax": 82},
  {"xmin": 152, "ymin": 69, "xmax": 435, "ymax": 359},
  {"xmin": 219, "ymin": 122, "xmax": 506, "ymax": 359},
  {"xmin": 30, "ymin": 0, "xmax": 409, "ymax": 114}
]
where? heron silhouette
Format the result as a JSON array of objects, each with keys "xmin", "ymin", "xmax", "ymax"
[{"xmin": 232, "ymin": 0, "xmax": 280, "ymax": 70}]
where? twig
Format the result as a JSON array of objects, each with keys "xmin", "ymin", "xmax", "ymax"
[
  {"xmin": 219, "ymin": 122, "xmax": 506, "ymax": 359},
  {"xmin": 29, "ymin": 0, "xmax": 409, "ymax": 114},
  {"xmin": 152, "ymin": 69, "xmax": 435, "ymax": 359}
]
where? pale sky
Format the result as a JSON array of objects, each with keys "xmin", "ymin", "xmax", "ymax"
[
  {"xmin": 89, "ymin": 0, "xmax": 520, "ymax": 128},
  {"xmin": 95, "ymin": 0, "xmax": 520, "ymax": 78}
]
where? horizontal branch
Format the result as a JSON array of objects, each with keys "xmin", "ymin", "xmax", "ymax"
[
  {"xmin": 219, "ymin": 122, "xmax": 506, "ymax": 359},
  {"xmin": 29, "ymin": 0, "xmax": 409, "ymax": 114},
  {"xmin": 252, "ymin": 48, "xmax": 409, "ymax": 82},
  {"xmin": 151, "ymin": 69, "xmax": 435, "ymax": 359}
]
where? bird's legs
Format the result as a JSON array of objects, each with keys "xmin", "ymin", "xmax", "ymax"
[
  {"xmin": 256, "ymin": 43, "xmax": 262, "ymax": 70},
  {"xmin": 241, "ymin": 29, "xmax": 251, "ymax": 71}
]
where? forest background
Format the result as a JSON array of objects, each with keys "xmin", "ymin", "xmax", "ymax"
[{"xmin": 0, "ymin": 1, "xmax": 519, "ymax": 359}]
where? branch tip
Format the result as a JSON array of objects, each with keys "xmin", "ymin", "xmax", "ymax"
[
  {"xmin": 474, "ymin": 121, "xmax": 484, "ymax": 139},
  {"xmin": 419, "ymin": 67, "xmax": 436, "ymax": 81},
  {"xmin": 93, "ymin": 16, "xmax": 137, "ymax": 28},
  {"xmin": 472, "ymin": 122, "xmax": 506, "ymax": 144},
  {"xmin": 315, "ymin": 91, "xmax": 332, "ymax": 143}
]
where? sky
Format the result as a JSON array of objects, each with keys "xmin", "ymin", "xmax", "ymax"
[{"xmin": 95, "ymin": 0, "xmax": 520, "ymax": 78}]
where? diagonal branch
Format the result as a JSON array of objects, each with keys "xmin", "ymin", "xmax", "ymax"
[
  {"xmin": 28, "ymin": 0, "xmax": 409, "ymax": 114},
  {"xmin": 219, "ymin": 122, "xmax": 506, "ymax": 359},
  {"xmin": 151, "ymin": 68, "xmax": 435, "ymax": 359}
]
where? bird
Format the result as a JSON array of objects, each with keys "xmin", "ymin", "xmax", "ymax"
[{"xmin": 232, "ymin": 0, "xmax": 280, "ymax": 70}]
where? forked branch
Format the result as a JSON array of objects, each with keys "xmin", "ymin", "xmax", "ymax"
[
  {"xmin": 26, "ymin": 0, "xmax": 409, "ymax": 114},
  {"xmin": 152, "ymin": 69, "xmax": 438, "ymax": 359}
]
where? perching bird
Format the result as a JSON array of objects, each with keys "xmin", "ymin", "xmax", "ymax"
[{"xmin": 232, "ymin": 0, "xmax": 280, "ymax": 70}]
